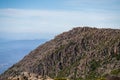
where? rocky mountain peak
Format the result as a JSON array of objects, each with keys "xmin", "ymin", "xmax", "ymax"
[{"xmin": 0, "ymin": 27, "xmax": 120, "ymax": 80}]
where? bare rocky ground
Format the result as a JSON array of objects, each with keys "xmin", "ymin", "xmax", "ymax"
[{"xmin": 8, "ymin": 72, "xmax": 53, "ymax": 80}]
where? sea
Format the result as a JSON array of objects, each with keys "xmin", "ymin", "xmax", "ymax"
[{"xmin": 0, "ymin": 39, "xmax": 47, "ymax": 74}]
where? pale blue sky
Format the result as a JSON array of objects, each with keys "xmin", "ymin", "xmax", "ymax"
[{"xmin": 0, "ymin": 0, "xmax": 120, "ymax": 40}]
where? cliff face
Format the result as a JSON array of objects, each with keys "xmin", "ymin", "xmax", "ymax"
[{"xmin": 0, "ymin": 27, "xmax": 120, "ymax": 80}]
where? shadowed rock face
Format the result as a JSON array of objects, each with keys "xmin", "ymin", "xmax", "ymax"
[
  {"xmin": 106, "ymin": 76, "xmax": 120, "ymax": 80},
  {"xmin": 0, "ymin": 27, "xmax": 120, "ymax": 80}
]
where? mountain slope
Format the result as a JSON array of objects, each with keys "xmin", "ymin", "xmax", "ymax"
[
  {"xmin": 0, "ymin": 27, "xmax": 120, "ymax": 80},
  {"xmin": 0, "ymin": 39, "xmax": 47, "ymax": 74}
]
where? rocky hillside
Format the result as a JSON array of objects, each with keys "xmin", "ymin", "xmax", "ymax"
[{"xmin": 0, "ymin": 27, "xmax": 120, "ymax": 80}]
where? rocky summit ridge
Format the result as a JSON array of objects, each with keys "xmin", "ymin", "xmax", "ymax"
[{"xmin": 0, "ymin": 27, "xmax": 120, "ymax": 80}]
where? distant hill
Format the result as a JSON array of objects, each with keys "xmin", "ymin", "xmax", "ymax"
[
  {"xmin": 0, "ymin": 27, "xmax": 120, "ymax": 80},
  {"xmin": 0, "ymin": 39, "xmax": 47, "ymax": 74}
]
